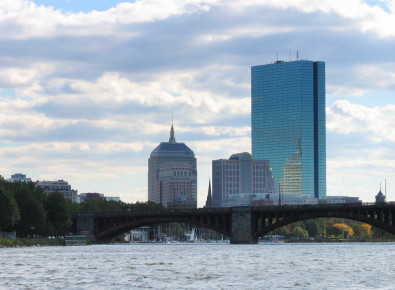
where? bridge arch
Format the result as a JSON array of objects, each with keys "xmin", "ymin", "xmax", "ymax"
[{"xmin": 253, "ymin": 209, "xmax": 395, "ymax": 239}]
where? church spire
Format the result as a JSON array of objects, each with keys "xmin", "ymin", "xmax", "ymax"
[
  {"xmin": 169, "ymin": 124, "xmax": 176, "ymax": 143},
  {"xmin": 169, "ymin": 111, "xmax": 176, "ymax": 143},
  {"xmin": 205, "ymin": 179, "xmax": 214, "ymax": 207}
]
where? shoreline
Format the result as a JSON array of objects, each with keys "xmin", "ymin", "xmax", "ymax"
[
  {"xmin": 2, "ymin": 237, "xmax": 395, "ymax": 247},
  {"xmin": 0, "ymin": 237, "xmax": 64, "ymax": 248}
]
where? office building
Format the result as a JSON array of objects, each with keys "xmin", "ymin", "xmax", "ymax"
[
  {"xmin": 36, "ymin": 180, "xmax": 78, "ymax": 203},
  {"xmin": 7, "ymin": 173, "xmax": 32, "ymax": 183},
  {"xmin": 148, "ymin": 124, "xmax": 197, "ymax": 208},
  {"xmin": 212, "ymin": 152, "xmax": 275, "ymax": 207},
  {"xmin": 251, "ymin": 60, "xmax": 326, "ymax": 198}
]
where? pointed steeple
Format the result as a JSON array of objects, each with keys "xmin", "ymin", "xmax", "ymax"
[
  {"xmin": 169, "ymin": 110, "xmax": 176, "ymax": 143},
  {"xmin": 205, "ymin": 179, "xmax": 214, "ymax": 207},
  {"xmin": 169, "ymin": 124, "xmax": 176, "ymax": 143}
]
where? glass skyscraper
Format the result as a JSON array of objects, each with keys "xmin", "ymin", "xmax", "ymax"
[{"xmin": 251, "ymin": 60, "xmax": 326, "ymax": 198}]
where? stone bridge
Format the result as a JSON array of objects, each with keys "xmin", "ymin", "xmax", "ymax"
[{"xmin": 73, "ymin": 203, "xmax": 395, "ymax": 244}]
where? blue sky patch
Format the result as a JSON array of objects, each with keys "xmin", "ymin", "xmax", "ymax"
[{"xmin": 32, "ymin": 0, "xmax": 135, "ymax": 13}]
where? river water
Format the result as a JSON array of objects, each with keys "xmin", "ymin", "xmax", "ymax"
[{"xmin": 1, "ymin": 243, "xmax": 394, "ymax": 289}]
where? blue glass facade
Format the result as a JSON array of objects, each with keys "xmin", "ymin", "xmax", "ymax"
[{"xmin": 251, "ymin": 60, "xmax": 326, "ymax": 198}]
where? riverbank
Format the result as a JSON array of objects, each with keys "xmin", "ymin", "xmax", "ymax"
[
  {"xmin": 283, "ymin": 238, "xmax": 395, "ymax": 243},
  {"xmin": 0, "ymin": 237, "xmax": 64, "ymax": 247}
]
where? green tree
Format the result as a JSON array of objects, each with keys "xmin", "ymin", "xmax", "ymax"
[
  {"xmin": 0, "ymin": 187, "xmax": 20, "ymax": 230},
  {"xmin": 326, "ymin": 225, "xmax": 343, "ymax": 238},
  {"xmin": 291, "ymin": 226, "xmax": 308, "ymax": 239},
  {"xmin": 350, "ymin": 223, "xmax": 363, "ymax": 238},
  {"xmin": 46, "ymin": 192, "xmax": 72, "ymax": 235},
  {"xmin": 79, "ymin": 198, "xmax": 122, "ymax": 212},
  {"xmin": 371, "ymin": 226, "xmax": 395, "ymax": 239},
  {"xmin": 130, "ymin": 201, "xmax": 165, "ymax": 213},
  {"xmin": 273, "ymin": 226, "xmax": 289, "ymax": 237},
  {"xmin": 14, "ymin": 186, "xmax": 46, "ymax": 237},
  {"xmin": 302, "ymin": 219, "xmax": 322, "ymax": 237}
]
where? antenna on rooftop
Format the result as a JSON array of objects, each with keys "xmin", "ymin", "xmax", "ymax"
[
  {"xmin": 297, "ymin": 50, "xmax": 299, "ymax": 60},
  {"xmin": 385, "ymin": 179, "xmax": 387, "ymax": 198}
]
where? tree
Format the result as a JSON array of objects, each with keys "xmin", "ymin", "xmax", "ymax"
[
  {"xmin": 361, "ymin": 224, "xmax": 372, "ymax": 238},
  {"xmin": 302, "ymin": 219, "xmax": 323, "ymax": 237},
  {"xmin": 14, "ymin": 186, "xmax": 46, "ymax": 237},
  {"xmin": 273, "ymin": 226, "xmax": 289, "ymax": 237},
  {"xmin": 79, "ymin": 198, "xmax": 123, "ymax": 212},
  {"xmin": 326, "ymin": 225, "xmax": 343, "ymax": 238},
  {"xmin": 291, "ymin": 226, "xmax": 308, "ymax": 239},
  {"xmin": 333, "ymin": 223, "xmax": 354, "ymax": 238},
  {"xmin": 0, "ymin": 187, "xmax": 20, "ymax": 230},
  {"xmin": 46, "ymin": 192, "xmax": 72, "ymax": 235},
  {"xmin": 350, "ymin": 223, "xmax": 363, "ymax": 238}
]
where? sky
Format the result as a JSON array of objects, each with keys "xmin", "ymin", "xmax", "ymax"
[{"xmin": 0, "ymin": 0, "xmax": 394, "ymax": 206}]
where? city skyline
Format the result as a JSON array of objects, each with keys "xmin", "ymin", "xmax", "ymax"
[{"xmin": 0, "ymin": 1, "xmax": 395, "ymax": 206}]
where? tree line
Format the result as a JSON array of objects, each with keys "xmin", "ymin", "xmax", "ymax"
[
  {"xmin": 270, "ymin": 218, "xmax": 394, "ymax": 240},
  {"xmin": 0, "ymin": 180, "xmax": 165, "ymax": 238},
  {"xmin": 0, "ymin": 180, "xmax": 72, "ymax": 237}
]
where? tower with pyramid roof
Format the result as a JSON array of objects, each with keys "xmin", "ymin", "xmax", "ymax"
[{"xmin": 148, "ymin": 123, "xmax": 197, "ymax": 208}]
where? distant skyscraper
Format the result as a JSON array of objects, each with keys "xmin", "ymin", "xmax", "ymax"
[
  {"xmin": 212, "ymin": 152, "xmax": 275, "ymax": 207},
  {"xmin": 251, "ymin": 60, "xmax": 326, "ymax": 198},
  {"xmin": 148, "ymin": 124, "xmax": 197, "ymax": 208}
]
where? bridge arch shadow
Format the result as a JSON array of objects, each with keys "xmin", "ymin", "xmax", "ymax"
[
  {"xmin": 97, "ymin": 218, "xmax": 230, "ymax": 241},
  {"xmin": 92, "ymin": 209, "xmax": 233, "ymax": 241}
]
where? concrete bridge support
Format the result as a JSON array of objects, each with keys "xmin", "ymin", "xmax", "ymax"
[
  {"xmin": 230, "ymin": 207, "xmax": 258, "ymax": 244},
  {"xmin": 76, "ymin": 212, "xmax": 96, "ymax": 242}
]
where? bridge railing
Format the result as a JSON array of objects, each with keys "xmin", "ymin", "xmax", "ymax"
[
  {"xmin": 88, "ymin": 207, "xmax": 232, "ymax": 217},
  {"xmin": 252, "ymin": 202, "xmax": 395, "ymax": 211}
]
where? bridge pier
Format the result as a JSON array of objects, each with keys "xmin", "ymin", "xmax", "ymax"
[
  {"xmin": 230, "ymin": 207, "xmax": 258, "ymax": 244},
  {"xmin": 76, "ymin": 213, "xmax": 96, "ymax": 242}
]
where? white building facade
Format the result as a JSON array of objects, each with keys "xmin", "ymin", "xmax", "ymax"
[{"xmin": 36, "ymin": 180, "xmax": 78, "ymax": 203}]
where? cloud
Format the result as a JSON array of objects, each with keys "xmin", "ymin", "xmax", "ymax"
[
  {"xmin": 327, "ymin": 146, "xmax": 395, "ymax": 199},
  {"xmin": 0, "ymin": 0, "xmax": 211, "ymax": 39},
  {"xmin": 327, "ymin": 100, "xmax": 395, "ymax": 143},
  {"xmin": 0, "ymin": 0, "xmax": 395, "ymax": 205},
  {"xmin": 2, "ymin": 0, "xmax": 395, "ymax": 43}
]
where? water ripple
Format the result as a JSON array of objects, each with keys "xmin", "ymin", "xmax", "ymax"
[{"xmin": 1, "ymin": 243, "xmax": 394, "ymax": 289}]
